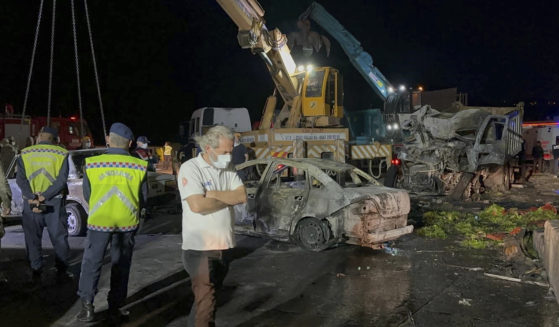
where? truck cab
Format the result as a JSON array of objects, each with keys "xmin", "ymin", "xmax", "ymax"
[{"xmin": 181, "ymin": 107, "xmax": 252, "ymax": 141}]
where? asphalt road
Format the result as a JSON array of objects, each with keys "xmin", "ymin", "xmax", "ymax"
[{"xmin": 1, "ymin": 209, "xmax": 559, "ymax": 326}]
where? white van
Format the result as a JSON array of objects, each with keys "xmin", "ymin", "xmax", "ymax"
[{"xmin": 187, "ymin": 107, "xmax": 251, "ymax": 140}]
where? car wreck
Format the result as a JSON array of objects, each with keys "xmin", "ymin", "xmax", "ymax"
[
  {"xmin": 388, "ymin": 103, "xmax": 523, "ymax": 199},
  {"xmin": 234, "ymin": 158, "xmax": 412, "ymax": 251}
]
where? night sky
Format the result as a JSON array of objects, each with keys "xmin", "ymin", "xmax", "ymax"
[{"xmin": 1, "ymin": 1, "xmax": 558, "ymax": 144}]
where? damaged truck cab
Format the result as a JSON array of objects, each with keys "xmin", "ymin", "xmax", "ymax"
[{"xmin": 235, "ymin": 158, "xmax": 412, "ymax": 251}]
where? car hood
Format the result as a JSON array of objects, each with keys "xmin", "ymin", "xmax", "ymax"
[{"xmin": 342, "ymin": 185, "xmax": 410, "ymax": 217}]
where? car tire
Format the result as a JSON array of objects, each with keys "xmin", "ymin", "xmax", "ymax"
[
  {"xmin": 66, "ymin": 202, "xmax": 87, "ymax": 237},
  {"xmin": 295, "ymin": 218, "xmax": 331, "ymax": 252}
]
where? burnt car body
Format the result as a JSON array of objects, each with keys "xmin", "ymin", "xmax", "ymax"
[
  {"xmin": 4, "ymin": 148, "xmax": 178, "ymax": 236},
  {"xmin": 234, "ymin": 158, "xmax": 412, "ymax": 251}
]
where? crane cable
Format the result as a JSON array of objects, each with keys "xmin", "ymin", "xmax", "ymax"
[
  {"xmin": 70, "ymin": 0, "xmax": 84, "ymax": 138},
  {"xmin": 46, "ymin": 0, "xmax": 56, "ymax": 127},
  {"xmin": 83, "ymin": 0, "xmax": 107, "ymax": 137},
  {"xmin": 21, "ymin": 0, "xmax": 45, "ymax": 125}
]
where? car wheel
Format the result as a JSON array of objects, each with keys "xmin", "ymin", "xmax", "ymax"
[
  {"xmin": 66, "ymin": 202, "xmax": 87, "ymax": 237},
  {"xmin": 296, "ymin": 218, "xmax": 331, "ymax": 252}
]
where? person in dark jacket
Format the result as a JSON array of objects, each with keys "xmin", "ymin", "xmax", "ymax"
[
  {"xmin": 532, "ymin": 141, "xmax": 544, "ymax": 173},
  {"xmin": 132, "ymin": 136, "xmax": 158, "ymax": 172}
]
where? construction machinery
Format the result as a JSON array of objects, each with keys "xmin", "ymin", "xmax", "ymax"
[{"xmin": 216, "ymin": 0, "xmax": 355, "ymax": 168}]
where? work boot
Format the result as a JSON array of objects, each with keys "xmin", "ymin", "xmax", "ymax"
[
  {"xmin": 107, "ymin": 306, "xmax": 130, "ymax": 325},
  {"xmin": 31, "ymin": 269, "xmax": 42, "ymax": 284},
  {"xmin": 77, "ymin": 299, "xmax": 95, "ymax": 322},
  {"xmin": 56, "ymin": 268, "xmax": 74, "ymax": 284}
]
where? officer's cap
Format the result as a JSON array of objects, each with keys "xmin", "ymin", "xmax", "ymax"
[
  {"xmin": 40, "ymin": 126, "xmax": 58, "ymax": 138},
  {"xmin": 137, "ymin": 136, "xmax": 150, "ymax": 144},
  {"xmin": 109, "ymin": 122, "xmax": 134, "ymax": 141}
]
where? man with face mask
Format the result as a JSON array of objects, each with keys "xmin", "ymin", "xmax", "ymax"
[
  {"xmin": 133, "ymin": 136, "xmax": 158, "ymax": 172},
  {"xmin": 177, "ymin": 125, "xmax": 247, "ymax": 327}
]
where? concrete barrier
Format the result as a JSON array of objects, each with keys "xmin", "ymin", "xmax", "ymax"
[{"xmin": 534, "ymin": 220, "xmax": 559, "ymax": 304}]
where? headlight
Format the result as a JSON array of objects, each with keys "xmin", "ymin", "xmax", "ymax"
[
  {"xmin": 297, "ymin": 65, "xmax": 305, "ymax": 72},
  {"xmin": 387, "ymin": 125, "xmax": 392, "ymax": 131},
  {"xmin": 399, "ymin": 85, "xmax": 406, "ymax": 92},
  {"xmin": 388, "ymin": 86, "xmax": 394, "ymax": 93},
  {"xmin": 393, "ymin": 123, "xmax": 399, "ymax": 130},
  {"xmin": 306, "ymin": 64, "xmax": 314, "ymax": 72}
]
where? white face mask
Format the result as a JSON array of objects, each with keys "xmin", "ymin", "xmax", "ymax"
[
  {"xmin": 210, "ymin": 149, "xmax": 231, "ymax": 169},
  {"xmin": 140, "ymin": 143, "xmax": 148, "ymax": 149}
]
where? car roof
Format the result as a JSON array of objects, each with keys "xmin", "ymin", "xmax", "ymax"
[{"xmin": 238, "ymin": 157, "xmax": 357, "ymax": 172}]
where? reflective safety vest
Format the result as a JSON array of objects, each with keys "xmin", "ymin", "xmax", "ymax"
[
  {"xmin": 85, "ymin": 154, "xmax": 147, "ymax": 232},
  {"xmin": 21, "ymin": 144, "xmax": 68, "ymax": 194}
]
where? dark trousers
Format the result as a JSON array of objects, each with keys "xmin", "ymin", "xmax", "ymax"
[
  {"xmin": 21, "ymin": 197, "xmax": 69, "ymax": 271},
  {"xmin": 182, "ymin": 250, "xmax": 229, "ymax": 327},
  {"xmin": 78, "ymin": 230, "xmax": 136, "ymax": 307}
]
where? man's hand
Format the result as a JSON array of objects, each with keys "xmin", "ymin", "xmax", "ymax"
[
  {"xmin": 37, "ymin": 194, "xmax": 45, "ymax": 203},
  {"xmin": 1, "ymin": 205, "xmax": 10, "ymax": 217},
  {"xmin": 32, "ymin": 207, "xmax": 42, "ymax": 213}
]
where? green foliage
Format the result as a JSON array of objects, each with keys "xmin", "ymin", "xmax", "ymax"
[{"xmin": 417, "ymin": 203, "xmax": 559, "ymax": 249}]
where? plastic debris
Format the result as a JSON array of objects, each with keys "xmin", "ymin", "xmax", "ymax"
[{"xmin": 458, "ymin": 298, "xmax": 472, "ymax": 306}]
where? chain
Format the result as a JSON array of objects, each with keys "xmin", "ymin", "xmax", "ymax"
[
  {"xmin": 70, "ymin": 0, "xmax": 84, "ymax": 138},
  {"xmin": 21, "ymin": 0, "xmax": 45, "ymax": 125},
  {"xmin": 83, "ymin": 0, "xmax": 107, "ymax": 137},
  {"xmin": 46, "ymin": 0, "xmax": 56, "ymax": 127}
]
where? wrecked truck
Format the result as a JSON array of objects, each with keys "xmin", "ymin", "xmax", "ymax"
[
  {"xmin": 385, "ymin": 103, "xmax": 523, "ymax": 199},
  {"xmin": 234, "ymin": 158, "xmax": 412, "ymax": 251}
]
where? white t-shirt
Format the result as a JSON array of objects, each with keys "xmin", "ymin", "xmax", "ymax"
[{"xmin": 178, "ymin": 154, "xmax": 244, "ymax": 251}]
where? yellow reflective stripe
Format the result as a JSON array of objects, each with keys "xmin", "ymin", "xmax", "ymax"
[{"xmin": 88, "ymin": 186, "xmax": 138, "ymax": 217}]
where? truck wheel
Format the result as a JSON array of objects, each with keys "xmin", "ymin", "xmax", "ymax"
[
  {"xmin": 384, "ymin": 165, "xmax": 398, "ymax": 187},
  {"xmin": 295, "ymin": 218, "xmax": 330, "ymax": 252},
  {"xmin": 66, "ymin": 202, "xmax": 87, "ymax": 236}
]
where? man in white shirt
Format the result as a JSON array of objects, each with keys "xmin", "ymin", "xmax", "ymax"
[{"xmin": 178, "ymin": 125, "xmax": 246, "ymax": 327}]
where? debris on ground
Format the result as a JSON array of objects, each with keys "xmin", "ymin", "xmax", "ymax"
[
  {"xmin": 416, "ymin": 203, "xmax": 559, "ymax": 249},
  {"xmin": 458, "ymin": 298, "xmax": 472, "ymax": 306}
]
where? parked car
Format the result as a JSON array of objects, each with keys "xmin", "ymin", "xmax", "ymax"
[
  {"xmin": 3, "ymin": 148, "xmax": 178, "ymax": 236},
  {"xmin": 234, "ymin": 158, "xmax": 413, "ymax": 251}
]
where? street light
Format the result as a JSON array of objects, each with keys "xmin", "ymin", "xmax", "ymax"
[
  {"xmin": 399, "ymin": 85, "xmax": 406, "ymax": 92},
  {"xmin": 418, "ymin": 86, "xmax": 424, "ymax": 92}
]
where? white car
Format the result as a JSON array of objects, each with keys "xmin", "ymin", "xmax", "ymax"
[{"xmin": 4, "ymin": 148, "xmax": 178, "ymax": 236}]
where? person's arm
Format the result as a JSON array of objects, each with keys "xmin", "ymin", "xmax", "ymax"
[
  {"xmin": 139, "ymin": 174, "xmax": 148, "ymax": 207},
  {"xmin": 41, "ymin": 156, "xmax": 69, "ymax": 200},
  {"xmin": 206, "ymin": 185, "xmax": 247, "ymax": 205},
  {"xmin": 15, "ymin": 157, "xmax": 34, "ymax": 200},
  {"xmin": 82, "ymin": 169, "xmax": 91, "ymax": 203},
  {"xmin": 186, "ymin": 194, "xmax": 228, "ymax": 215}
]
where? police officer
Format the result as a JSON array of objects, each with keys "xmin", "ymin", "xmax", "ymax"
[
  {"xmin": 16, "ymin": 126, "xmax": 71, "ymax": 283},
  {"xmin": 77, "ymin": 123, "xmax": 148, "ymax": 323},
  {"xmin": 132, "ymin": 135, "xmax": 158, "ymax": 172}
]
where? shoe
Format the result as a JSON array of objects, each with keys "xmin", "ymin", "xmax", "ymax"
[
  {"xmin": 56, "ymin": 269, "xmax": 74, "ymax": 284},
  {"xmin": 76, "ymin": 299, "xmax": 95, "ymax": 322},
  {"xmin": 31, "ymin": 269, "xmax": 42, "ymax": 283},
  {"xmin": 107, "ymin": 307, "xmax": 130, "ymax": 325}
]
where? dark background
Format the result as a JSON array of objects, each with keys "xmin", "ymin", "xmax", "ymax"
[{"xmin": 1, "ymin": 0, "xmax": 558, "ymax": 144}]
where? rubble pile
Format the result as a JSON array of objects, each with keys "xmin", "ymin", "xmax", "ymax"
[{"xmin": 417, "ymin": 203, "xmax": 559, "ymax": 249}]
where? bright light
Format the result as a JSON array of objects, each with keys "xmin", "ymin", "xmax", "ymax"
[
  {"xmin": 306, "ymin": 64, "xmax": 314, "ymax": 72},
  {"xmin": 388, "ymin": 86, "xmax": 394, "ymax": 93},
  {"xmin": 418, "ymin": 86, "xmax": 424, "ymax": 91},
  {"xmin": 387, "ymin": 124, "xmax": 392, "ymax": 131},
  {"xmin": 399, "ymin": 85, "xmax": 406, "ymax": 92},
  {"xmin": 392, "ymin": 123, "xmax": 399, "ymax": 130},
  {"xmin": 297, "ymin": 65, "xmax": 305, "ymax": 72},
  {"xmin": 70, "ymin": 116, "xmax": 77, "ymax": 121}
]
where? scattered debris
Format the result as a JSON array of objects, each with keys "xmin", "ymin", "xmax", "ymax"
[
  {"xmin": 445, "ymin": 264, "xmax": 483, "ymax": 272},
  {"xmin": 458, "ymin": 298, "xmax": 472, "ymax": 306},
  {"xmin": 416, "ymin": 203, "xmax": 559, "ymax": 249},
  {"xmin": 483, "ymin": 273, "xmax": 549, "ymax": 288}
]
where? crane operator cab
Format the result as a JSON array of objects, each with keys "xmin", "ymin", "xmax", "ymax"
[{"xmin": 301, "ymin": 66, "xmax": 344, "ymax": 123}]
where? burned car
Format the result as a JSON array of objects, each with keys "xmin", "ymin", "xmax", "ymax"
[
  {"xmin": 234, "ymin": 158, "xmax": 412, "ymax": 251},
  {"xmin": 4, "ymin": 148, "xmax": 178, "ymax": 236}
]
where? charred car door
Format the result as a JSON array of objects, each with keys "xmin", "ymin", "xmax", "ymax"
[{"xmin": 255, "ymin": 162, "xmax": 309, "ymax": 238}]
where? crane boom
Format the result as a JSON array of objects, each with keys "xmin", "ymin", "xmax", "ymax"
[
  {"xmin": 300, "ymin": 2, "xmax": 393, "ymax": 101},
  {"xmin": 216, "ymin": 0, "xmax": 302, "ymax": 128}
]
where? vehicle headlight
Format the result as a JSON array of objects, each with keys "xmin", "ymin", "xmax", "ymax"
[
  {"xmin": 387, "ymin": 124, "xmax": 392, "ymax": 131},
  {"xmin": 393, "ymin": 123, "xmax": 399, "ymax": 130}
]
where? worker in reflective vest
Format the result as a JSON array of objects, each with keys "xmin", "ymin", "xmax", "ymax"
[
  {"xmin": 16, "ymin": 126, "xmax": 72, "ymax": 284},
  {"xmin": 77, "ymin": 122, "xmax": 148, "ymax": 323}
]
